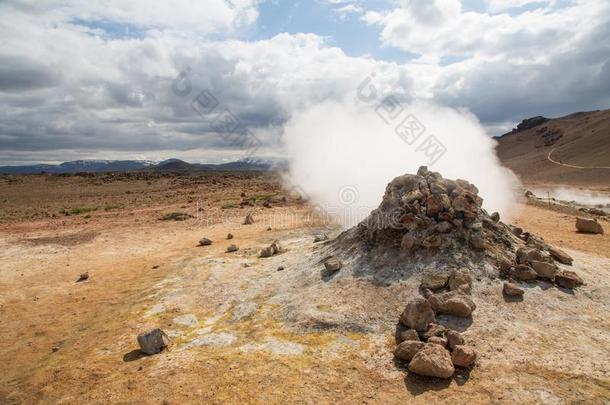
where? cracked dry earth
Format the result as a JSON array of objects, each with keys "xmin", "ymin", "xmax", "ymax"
[{"xmin": 1, "ymin": 203, "xmax": 609, "ymax": 404}]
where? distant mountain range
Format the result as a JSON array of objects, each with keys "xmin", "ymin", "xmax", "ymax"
[{"xmin": 0, "ymin": 158, "xmax": 284, "ymax": 174}]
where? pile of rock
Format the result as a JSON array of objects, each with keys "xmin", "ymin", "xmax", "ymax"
[
  {"xmin": 358, "ymin": 166, "xmax": 513, "ymax": 258},
  {"xmin": 393, "ymin": 267, "xmax": 477, "ymax": 379}
]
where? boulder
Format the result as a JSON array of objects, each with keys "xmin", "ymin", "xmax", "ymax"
[
  {"xmin": 400, "ymin": 298, "xmax": 436, "ymax": 332},
  {"xmin": 394, "ymin": 340, "xmax": 425, "ymax": 362},
  {"xmin": 575, "ymin": 217, "xmax": 604, "ymax": 234},
  {"xmin": 198, "ymin": 238, "xmax": 212, "ymax": 246},
  {"xmin": 226, "ymin": 244, "xmax": 239, "ymax": 253},
  {"xmin": 420, "ymin": 271, "xmax": 450, "ymax": 290},
  {"xmin": 429, "ymin": 291, "xmax": 476, "ymax": 317},
  {"xmin": 548, "ymin": 246, "xmax": 573, "ymax": 265},
  {"xmin": 511, "ymin": 264, "xmax": 538, "ymax": 281},
  {"xmin": 530, "ymin": 260, "xmax": 557, "ymax": 280},
  {"xmin": 555, "ymin": 271, "xmax": 584, "ymax": 289},
  {"xmin": 323, "ymin": 257, "xmax": 342, "ymax": 272},
  {"xmin": 503, "ymin": 282, "xmax": 524, "ymax": 297},
  {"xmin": 137, "ymin": 328, "xmax": 170, "ymax": 355},
  {"xmin": 448, "ymin": 268, "xmax": 472, "ymax": 294},
  {"xmin": 408, "ymin": 344, "xmax": 455, "ymax": 379},
  {"xmin": 451, "ymin": 345, "xmax": 477, "ymax": 367},
  {"xmin": 428, "ymin": 336, "xmax": 448, "ymax": 348},
  {"xmin": 446, "ymin": 330, "xmax": 464, "ymax": 350}
]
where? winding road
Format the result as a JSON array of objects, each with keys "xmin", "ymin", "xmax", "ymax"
[{"xmin": 547, "ymin": 148, "xmax": 610, "ymax": 170}]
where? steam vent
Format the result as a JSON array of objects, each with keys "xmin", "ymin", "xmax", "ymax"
[{"xmin": 323, "ymin": 166, "xmax": 582, "ymax": 379}]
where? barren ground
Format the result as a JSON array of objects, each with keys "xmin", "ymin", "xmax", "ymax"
[{"xmin": 1, "ymin": 172, "xmax": 609, "ymax": 404}]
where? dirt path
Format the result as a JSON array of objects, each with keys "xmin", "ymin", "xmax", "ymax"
[{"xmin": 547, "ymin": 148, "xmax": 610, "ymax": 170}]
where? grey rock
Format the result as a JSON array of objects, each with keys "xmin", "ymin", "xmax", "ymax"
[{"xmin": 137, "ymin": 328, "xmax": 170, "ymax": 355}]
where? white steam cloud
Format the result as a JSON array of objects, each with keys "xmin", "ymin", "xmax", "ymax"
[{"xmin": 283, "ymin": 98, "xmax": 521, "ymax": 228}]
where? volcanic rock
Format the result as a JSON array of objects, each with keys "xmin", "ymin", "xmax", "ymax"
[
  {"xmin": 446, "ymin": 330, "xmax": 464, "ymax": 350},
  {"xmin": 555, "ymin": 271, "xmax": 584, "ymax": 289},
  {"xmin": 531, "ymin": 260, "xmax": 558, "ymax": 280},
  {"xmin": 420, "ymin": 270, "xmax": 450, "ymax": 290},
  {"xmin": 511, "ymin": 264, "xmax": 538, "ymax": 281},
  {"xmin": 400, "ymin": 298, "xmax": 436, "ymax": 332},
  {"xmin": 421, "ymin": 323, "xmax": 447, "ymax": 340},
  {"xmin": 575, "ymin": 217, "xmax": 604, "ymax": 234},
  {"xmin": 226, "ymin": 244, "xmax": 239, "ymax": 253},
  {"xmin": 548, "ymin": 246, "xmax": 573, "ymax": 265},
  {"xmin": 451, "ymin": 345, "xmax": 477, "ymax": 367},
  {"xmin": 408, "ymin": 344, "xmax": 455, "ymax": 379},
  {"xmin": 259, "ymin": 246, "xmax": 274, "ymax": 258},
  {"xmin": 448, "ymin": 268, "xmax": 472, "ymax": 294},
  {"xmin": 428, "ymin": 336, "xmax": 448, "ymax": 348},
  {"xmin": 323, "ymin": 257, "xmax": 342, "ymax": 272},
  {"xmin": 227, "ymin": 233, "xmax": 234, "ymax": 240},
  {"xmin": 394, "ymin": 340, "xmax": 425, "ymax": 362},
  {"xmin": 429, "ymin": 291, "xmax": 476, "ymax": 317},
  {"xmin": 503, "ymin": 282, "xmax": 524, "ymax": 297},
  {"xmin": 198, "ymin": 238, "xmax": 212, "ymax": 246},
  {"xmin": 243, "ymin": 213, "xmax": 254, "ymax": 225},
  {"xmin": 76, "ymin": 272, "xmax": 89, "ymax": 282},
  {"xmin": 137, "ymin": 328, "xmax": 170, "ymax": 355},
  {"xmin": 314, "ymin": 234, "xmax": 329, "ymax": 243}
]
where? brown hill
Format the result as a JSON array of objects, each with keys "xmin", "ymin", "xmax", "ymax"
[{"xmin": 495, "ymin": 109, "xmax": 610, "ymax": 188}]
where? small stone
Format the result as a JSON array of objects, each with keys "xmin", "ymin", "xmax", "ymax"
[
  {"xmin": 277, "ymin": 266, "xmax": 285, "ymax": 271},
  {"xmin": 575, "ymin": 217, "xmax": 604, "ymax": 234},
  {"xmin": 270, "ymin": 240, "xmax": 282, "ymax": 254},
  {"xmin": 243, "ymin": 213, "xmax": 254, "ymax": 225},
  {"xmin": 259, "ymin": 246, "xmax": 274, "ymax": 258},
  {"xmin": 52, "ymin": 346, "xmax": 60, "ymax": 353},
  {"xmin": 511, "ymin": 226, "xmax": 523, "ymax": 237},
  {"xmin": 448, "ymin": 268, "xmax": 472, "ymax": 294},
  {"xmin": 490, "ymin": 212, "xmax": 500, "ymax": 222},
  {"xmin": 555, "ymin": 271, "xmax": 584, "ymax": 289},
  {"xmin": 137, "ymin": 328, "xmax": 170, "ymax": 355},
  {"xmin": 511, "ymin": 264, "xmax": 538, "ymax": 281},
  {"xmin": 400, "ymin": 298, "xmax": 436, "ymax": 332},
  {"xmin": 398, "ymin": 329, "xmax": 420, "ymax": 343},
  {"xmin": 530, "ymin": 260, "xmax": 557, "ymax": 280},
  {"xmin": 421, "ymin": 323, "xmax": 446, "ymax": 340},
  {"xmin": 468, "ymin": 233, "xmax": 485, "ymax": 251},
  {"xmin": 323, "ymin": 257, "xmax": 342, "ymax": 272},
  {"xmin": 313, "ymin": 234, "xmax": 329, "ymax": 243},
  {"xmin": 226, "ymin": 244, "xmax": 239, "ymax": 253},
  {"xmin": 420, "ymin": 270, "xmax": 450, "ymax": 290},
  {"xmin": 548, "ymin": 246, "xmax": 573, "ymax": 265},
  {"xmin": 76, "ymin": 272, "xmax": 89, "ymax": 282},
  {"xmin": 408, "ymin": 344, "xmax": 455, "ymax": 379},
  {"xmin": 394, "ymin": 340, "xmax": 425, "ymax": 362},
  {"xmin": 446, "ymin": 330, "xmax": 464, "ymax": 350},
  {"xmin": 198, "ymin": 238, "xmax": 212, "ymax": 246},
  {"xmin": 451, "ymin": 345, "xmax": 477, "ymax": 367},
  {"xmin": 503, "ymin": 282, "xmax": 524, "ymax": 297},
  {"xmin": 227, "ymin": 233, "xmax": 234, "ymax": 240},
  {"xmin": 429, "ymin": 291, "xmax": 476, "ymax": 317},
  {"xmin": 427, "ymin": 336, "xmax": 448, "ymax": 348}
]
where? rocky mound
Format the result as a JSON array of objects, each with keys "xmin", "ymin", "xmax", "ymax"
[{"xmin": 324, "ymin": 166, "xmax": 583, "ymax": 379}]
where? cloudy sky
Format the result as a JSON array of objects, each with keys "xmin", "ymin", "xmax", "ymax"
[{"xmin": 1, "ymin": 0, "xmax": 609, "ymax": 165}]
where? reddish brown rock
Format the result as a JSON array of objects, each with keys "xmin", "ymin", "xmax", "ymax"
[
  {"xmin": 451, "ymin": 345, "xmax": 477, "ymax": 367},
  {"xmin": 408, "ymin": 344, "xmax": 455, "ymax": 378},
  {"xmin": 394, "ymin": 340, "xmax": 425, "ymax": 362},
  {"xmin": 555, "ymin": 271, "xmax": 584, "ymax": 289}
]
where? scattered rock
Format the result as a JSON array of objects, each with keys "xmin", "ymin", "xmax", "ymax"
[
  {"xmin": 429, "ymin": 291, "xmax": 476, "ymax": 317},
  {"xmin": 400, "ymin": 298, "xmax": 436, "ymax": 331},
  {"xmin": 524, "ymin": 190, "xmax": 534, "ymax": 198},
  {"xmin": 277, "ymin": 266, "xmax": 285, "ymax": 271},
  {"xmin": 511, "ymin": 226, "xmax": 523, "ymax": 237},
  {"xmin": 511, "ymin": 264, "xmax": 538, "ymax": 281},
  {"xmin": 323, "ymin": 257, "xmax": 342, "ymax": 272},
  {"xmin": 491, "ymin": 212, "xmax": 500, "ymax": 222},
  {"xmin": 198, "ymin": 238, "xmax": 212, "ymax": 246},
  {"xmin": 52, "ymin": 346, "xmax": 60, "ymax": 353},
  {"xmin": 137, "ymin": 328, "xmax": 170, "ymax": 355},
  {"xmin": 76, "ymin": 272, "xmax": 89, "ymax": 282},
  {"xmin": 226, "ymin": 244, "xmax": 239, "ymax": 253},
  {"xmin": 451, "ymin": 345, "xmax": 477, "ymax": 367},
  {"xmin": 227, "ymin": 233, "xmax": 234, "ymax": 240},
  {"xmin": 531, "ymin": 260, "xmax": 557, "ymax": 280},
  {"xmin": 446, "ymin": 330, "xmax": 464, "ymax": 350},
  {"xmin": 408, "ymin": 343, "xmax": 455, "ymax": 379},
  {"xmin": 259, "ymin": 246, "xmax": 274, "ymax": 258},
  {"xmin": 243, "ymin": 213, "xmax": 255, "ymax": 225},
  {"xmin": 575, "ymin": 217, "xmax": 604, "ymax": 234},
  {"xmin": 394, "ymin": 340, "xmax": 426, "ymax": 362},
  {"xmin": 420, "ymin": 270, "xmax": 450, "ymax": 290},
  {"xmin": 270, "ymin": 240, "xmax": 283, "ymax": 254},
  {"xmin": 503, "ymin": 282, "xmax": 524, "ymax": 297},
  {"xmin": 555, "ymin": 271, "xmax": 584, "ymax": 289},
  {"xmin": 548, "ymin": 246, "xmax": 573, "ymax": 265}
]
